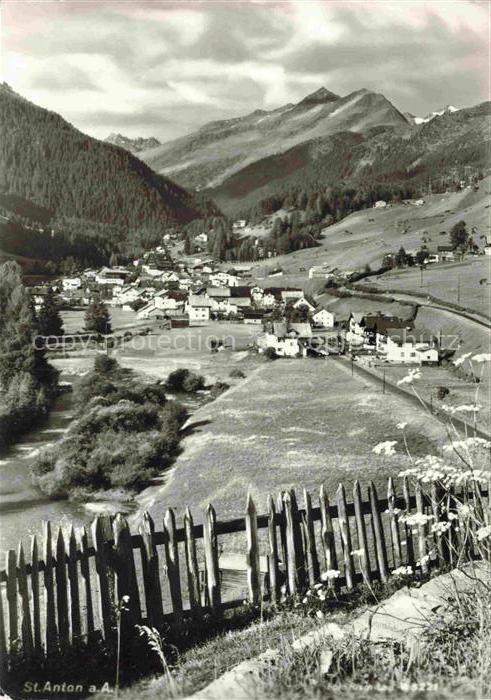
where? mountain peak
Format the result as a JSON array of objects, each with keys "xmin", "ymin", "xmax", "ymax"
[
  {"xmin": 298, "ymin": 87, "xmax": 340, "ymax": 106},
  {"xmin": 105, "ymin": 132, "xmax": 162, "ymax": 154}
]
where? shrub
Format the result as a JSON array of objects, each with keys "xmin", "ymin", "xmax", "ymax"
[
  {"xmin": 436, "ymin": 385, "xmax": 450, "ymax": 400},
  {"xmin": 263, "ymin": 347, "xmax": 277, "ymax": 361},
  {"xmin": 165, "ymin": 368, "xmax": 205, "ymax": 393},
  {"xmin": 229, "ymin": 368, "xmax": 246, "ymax": 379},
  {"xmin": 94, "ymin": 353, "xmax": 118, "ymax": 375}
]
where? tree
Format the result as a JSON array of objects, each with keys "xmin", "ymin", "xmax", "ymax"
[
  {"xmin": 415, "ymin": 248, "xmax": 429, "ymax": 266},
  {"xmin": 450, "ymin": 221, "xmax": 468, "ymax": 250},
  {"xmin": 84, "ymin": 300, "xmax": 112, "ymax": 335},
  {"xmin": 37, "ymin": 288, "xmax": 64, "ymax": 337},
  {"xmin": 395, "ymin": 246, "xmax": 409, "ymax": 268}
]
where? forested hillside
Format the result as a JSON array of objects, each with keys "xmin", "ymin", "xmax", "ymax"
[
  {"xmin": 208, "ymin": 102, "xmax": 490, "ymax": 216},
  {"xmin": 0, "ymin": 84, "xmax": 218, "ymax": 254}
]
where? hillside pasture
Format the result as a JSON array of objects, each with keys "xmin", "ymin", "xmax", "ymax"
[
  {"xmin": 371, "ymin": 256, "xmax": 491, "ymax": 316},
  {"xmin": 138, "ymin": 358, "xmax": 449, "ymax": 534},
  {"xmin": 246, "ymin": 178, "xmax": 490, "ymax": 279}
]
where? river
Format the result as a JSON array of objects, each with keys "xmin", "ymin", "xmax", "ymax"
[
  {"xmin": 0, "ymin": 389, "xmax": 93, "ymax": 561},
  {"xmin": 0, "ymin": 367, "xmax": 217, "ymax": 562}
]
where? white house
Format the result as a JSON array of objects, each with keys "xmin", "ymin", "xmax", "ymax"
[
  {"xmin": 226, "ymin": 297, "xmax": 252, "ymax": 316},
  {"xmin": 281, "ymin": 289, "xmax": 304, "ymax": 303},
  {"xmin": 206, "ymin": 287, "xmax": 231, "ymax": 312},
  {"xmin": 186, "ymin": 295, "xmax": 212, "ymax": 324},
  {"xmin": 309, "ymin": 266, "xmax": 336, "ymax": 280},
  {"xmin": 62, "ymin": 277, "xmax": 82, "ymax": 291},
  {"xmin": 312, "ymin": 309, "xmax": 335, "ymax": 328},
  {"xmin": 382, "ymin": 330, "xmax": 438, "ymax": 365},
  {"xmin": 256, "ymin": 332, "xmax": 306, "ymax": 358},
  {"xmin": 95, "ymin": 267, "xmax": 128, "ymax": 286},
  {"xmin": 292, "ymin": 297, "xmax": 315, "ymax": 313}
]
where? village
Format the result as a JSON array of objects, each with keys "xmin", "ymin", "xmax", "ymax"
[{"xmin": 27, "ymin": 231, "xmax": 449, "ymax": 367}]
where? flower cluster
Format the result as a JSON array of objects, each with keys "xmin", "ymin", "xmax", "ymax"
[
  {"xmin": 397, "ymin": 368, "xmax": 421, "ymax": 386},
  {"xmin": 373, "ymin": 440, "xmax": 398, "ymax": 456},
  {"xmin": 399, "ymin": 455, "xmax": 489, "ymax": 487},
  {"xmin": 392, "ymin": 565, "xmax": 413, "ymax": 577}
]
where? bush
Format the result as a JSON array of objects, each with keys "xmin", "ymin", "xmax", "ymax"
[
  {"xmin": 165, "ymin": 368, "xmax": 205, "ymax": 393},
  {"xmin": 229, "ymin": 368, "xmax": 246, "ymax": 379},
  {"xmin": 436, "ymin": 385, "xmax": 450, "ymax": 400},
  {"xmin": 31, "ymin": 361, "xmax": 188, "ymax": 499},
  {"xmin": 263, "ymin": 347, "xmax": 277, "ymax": 361},
  {"xmin": 94, "ymin": 353, "xmax": 118, "ymax": 375}
]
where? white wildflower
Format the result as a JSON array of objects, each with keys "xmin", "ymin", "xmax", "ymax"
[
  {"xmin": 397, "ymin": 368, "xmax": 421, "ymax": 385},
  {"xmin": 476, "ymin": 525, "xmax": 491, "ymax": 541},
  {"xmin": 396, "ymin": 422, "xmax": 408, "ymax": 430},
  {"xmin": 453, "ymin": 352, "xmax": 472, "ymax": 367},
  {"xmin": 320, "ymin": 569, "xmax": 340, "ymax": 581},
  {"xmin": 392, "ymin": 565, "xmax": 413, "ymax": 577},
  {"xmin": 316, "ymin": 610, "xmax": 324, "ymax": 619},
  {"xmin": 372, "ymin": 440, "xmax": 398, "ymax": 456},
  {"xmin": 471, "ymin": 353, "xmax": 491, "ymax": 363}
]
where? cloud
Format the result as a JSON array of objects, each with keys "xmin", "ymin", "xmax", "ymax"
[{"xmin": 1, "ymin": 0, "xmax": 488, "ymax": 142}]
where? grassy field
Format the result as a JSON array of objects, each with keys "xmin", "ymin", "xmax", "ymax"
[
  {"xmin": 138, "ymin": 358, "xmax": 449, "ymax": 531},
  {"xmin": 60, "ymin": 307, "xmax": 140, "ymax": 333},
  {"xmin": 371, "ymin": 256, "xmax": 491, "ymax": 316},
  {"xmin": 245, "ymin": 178, "xmax": 490, "ymax": 285},
  {"xmin": 52, "ymin": 321, "xmax": 263, "ymax": 386}
]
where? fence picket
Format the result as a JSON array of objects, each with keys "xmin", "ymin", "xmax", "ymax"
[
  {"xmin": 415, "ymin": 481, "xmax": 428, "ymax": 574},
  {"xmin": 91, "ymin": 517, "xmax": 114, "ymax": 641},
  {"xmin": 43, "ymin": 522, "xmax": 57, "ymax": 655},
  {"xmin": 368, "ymin": 482, "xmax": 389, "ymax": 581},
  {"xmin": 112, "ymin": 514, "xmax": 141, "ymax": 626},
  {"xmin": 80, "ymin": 527, "xmax": 95, "ymax": 639},
  {"xmin": 183, "ymin": 508, "xmax": 201, "ymax": 615},
  {"xmin": 289, "ymin": 490, "xmax": 307, "ymax": 589},
  {"xmin": 353, "ymin": 481, "xmax": 371, "ymax": 583},
  {"xmin": 245, "ymin": 493, "xmax": 260, "ymax": 604},
  {"xmin": 17, "ymin": 544, "xmax": 33, "ymax": 657},
  {"xmin": 139, "ymin": 512, "xmax": 164, "ymax": 629},
  {"xmin": 336, "ymin": 484, "xmax": 355, "ymax": 590},
  {"xmin": 30, "ymin": 536, "xmax": 42, "ymax": 656},
  {"xmin": 276, "ymin": 492, "xmax": 287, "ymax": 568},
  {"xmin": 302, "ymin": 489, "xmax": 320, "ymax": 585},
  {"xmin": 5, "ymin": 549, "xmax": 19, "ymax": 654},
  {"xmin": 6, "ymin": 550, "xmax": 18, "ymax": 653},
  {"xmin": 68, "ymin": 528, "xmax": 81, "ymax": 641},
  {"xmin": 283, "ymin": 492, "xmax": 299, "ymax": 595},
  {"xmin": 430, "ymin": 481, "xmax": 448, "ymax": 566},
  {"xmin": 267, "ymin": 495, "xmax": 280, "ymax": 604},
  {"xmin": 55, "ymin": 528, "xmax": 70, "ymax": 650},
  {"xmin": 163, "ymin": 509, "xmax": 183, "ymax": 618},
  {"xmin": 319, "ymin": 485, "xmax": 337, "ymax": 587},
  {"xmin": 0, "ymin": 584, "xmax": 7, "ymax": 664},
  {"xmin": 402, "ymin": 477, "xmax": 415, "ymax": 567},
  {"xmin": 387, "ymin": 478, "xmax": 402, "ymax": 569},
  {"xmin": 203, "ymin": 505, "xmax": 221, "ymax": 612}
]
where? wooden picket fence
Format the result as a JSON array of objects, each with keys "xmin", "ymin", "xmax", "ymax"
[{"xmin": 0, "ymin": 476, "xmax": 487, "ymax": 668}]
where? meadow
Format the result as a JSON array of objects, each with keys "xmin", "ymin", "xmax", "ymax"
[{"xmin": 138, "ymin": 358, "xmax": 449, "ymax": 529}]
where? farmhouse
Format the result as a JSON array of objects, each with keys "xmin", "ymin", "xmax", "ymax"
[
  {"xmin": 312, "ymin": 309, "xmax": 335, "ymax": 328},
  {"xmin": 186, "ymin": 294, "xmax": 212, "ymax": 324},
  {"xmin": 382, "ymin": 330, "xmax": 439, "ymax": 365}
]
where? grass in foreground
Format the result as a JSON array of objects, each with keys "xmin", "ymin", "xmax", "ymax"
[{"xmin": 256, "ymin": 584, "xmax": 491, "ymax": 700}]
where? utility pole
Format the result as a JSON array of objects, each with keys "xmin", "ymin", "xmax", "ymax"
[{"xmin": 382, "ymin": 368, "xmax": 386, "ymax": 394}]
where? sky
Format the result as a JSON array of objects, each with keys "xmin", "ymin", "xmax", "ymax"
[{"xmin": 1, "ymin": 0, "xmax": 489, "ymax": 143}]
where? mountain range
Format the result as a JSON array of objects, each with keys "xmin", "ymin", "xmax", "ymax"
[
  {"xmin": 135, "ymin": 87, "xmax": 489, "ymax": 215},
  {"xmin": 140, "ymin": 87, "xmax": 411, "ymax": 190},
  {"xmin": 105, "ymin": 132, "xmax": 162, "ymax": 153},
  {"xmin": 0, "ymin": 81, "xmax": 488, "ymax": 264}
]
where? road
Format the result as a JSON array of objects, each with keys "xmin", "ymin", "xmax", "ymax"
[
  {"xmin": 349, "ymin": 286, "xmax": 491, "ymax": 330},
  {"xmin": 335, "ymin": 356, "xmax": 490, "ymax": 441}
]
